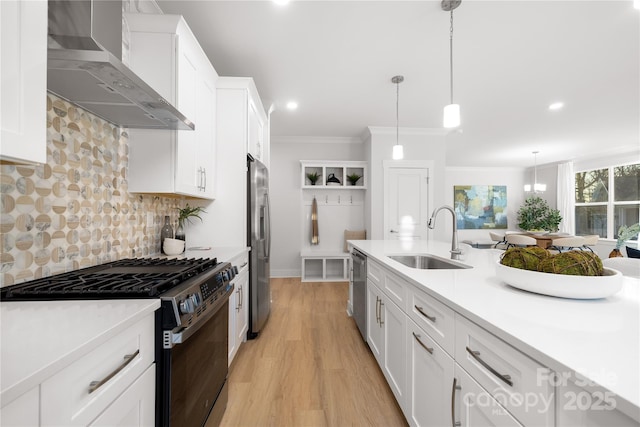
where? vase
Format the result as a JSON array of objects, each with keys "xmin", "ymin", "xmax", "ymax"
[
  {"xmin": 608, "ymin": 248, "xmax": 623, "ymax": 258},
  {"xmin": 175, "ymin": 224, "xmax": 186, "ymax": 251}
]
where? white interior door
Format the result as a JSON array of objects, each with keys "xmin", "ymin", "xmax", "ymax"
[{"xmin": 384, "ymin": 163, "xmax": 431, "ymax": 240}]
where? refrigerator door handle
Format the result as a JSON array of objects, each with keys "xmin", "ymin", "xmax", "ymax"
[{"xmin": 264, "ymin": 192, "xmax": 271, "ymax": 259}]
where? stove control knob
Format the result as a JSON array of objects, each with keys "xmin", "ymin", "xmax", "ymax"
[
  {"xmin": 179, "ymin": 298, "xmax": 195, "ymax": 315},
  {"xmin": 228, "ymin": 268, "xmax": 236, "ymax": 280},
  {"xmin": 190, "ymin": 293, "xmax": 201, "ymax": 308},
  {"xmin": 233, "ymin": 266, "xmax": 239, "ymax": 275}
]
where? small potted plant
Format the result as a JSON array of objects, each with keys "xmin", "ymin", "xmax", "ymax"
[
  {"xmin": 347, "ymin": 173, "xmax": 362, "ymax": 186},
  {"xmin": 306, "ymin": 171, "xmax": 320, "ymax": 186},
  {"xmin": 175, "ymin": 203, "xmax": 206, "ymax": 243},
  {"xmin": 610, "ymin": 223, "xmax": 640, "ymax": 258},
  {"xmin": 516, "ymin": 196, "xmax": 562, "ymax": 232}
]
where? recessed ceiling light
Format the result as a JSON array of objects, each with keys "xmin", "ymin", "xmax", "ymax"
[
  {"xmin": 286, "ymin": 101, "xmax": 298, "ymax": 110},
  {"xmin": 548, "ymin": 102, "xmax": 564, "ymax": 111},
  {"xmin": 273, "ymin": 0, "xmax": 290, "ymax": 5}
]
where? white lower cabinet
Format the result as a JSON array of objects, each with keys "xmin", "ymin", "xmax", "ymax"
[
  {"xmin": 366, "ymin": 278, "xmax": 385, "ymax": 366},
  {"xmin": 229, "ymin": 251, "xmax": 250, "ymax": 365},
  {"xmin": 89, "ymin": 364, "xmax": 155, "ymax": 427},
  {"xmin": 41, "ymin": 315, "xmax": 155, "ymax": 426},
  {"xmin": 366, "ymin": 257, "xmax": 561, "ymax": 427},
  {"xmin": 406, "ymin": 318, "xmax": 454, "ymax": 426},
  {"xmin": 0, "ymin": 387, "xmax": 39, "ymax": 427},
  {"xmin": 455, "ymin": 365, "xmax": 523, "ymax": 427},
  {"xmin": 366, "ymin": 275, "xmax": 407, "ymax": 409}
]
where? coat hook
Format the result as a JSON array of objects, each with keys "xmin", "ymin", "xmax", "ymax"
[
  {"xmin": 338, "ymin": 195, "xmax": 341, "ymax": 204},
  {"xmin": 325, "ymin": 195, "xmax": 328, "ymax": 204},
  {"xmin": 350, "ymin": 195, "xmax": 353, "ymax": 204}
]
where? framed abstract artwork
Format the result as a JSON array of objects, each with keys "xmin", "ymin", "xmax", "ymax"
[{"xmin": 454, "ymin": 185, "xmax": 508, "ymax": 229}]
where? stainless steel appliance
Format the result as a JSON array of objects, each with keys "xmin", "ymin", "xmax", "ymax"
[
  {"xmin": 351, "ymin": 249, "xmax": 367, "ymax": 341},
  {"xmin": 0, "ymin": 257, "xmax": 236, "ymax": 427},
  {"xmin": 247, "ymin": 155, "xmax": 271, "ymax": 339},
  {"xmin": 47, "ymin": 0, "xmax": 194, "ymax": 130}
]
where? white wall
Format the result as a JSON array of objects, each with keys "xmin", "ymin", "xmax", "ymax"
[
  {"xmin": 365, "ymin": 127, "xmax": 448, "ymax": 240},
  {"xmin": 270, "ymin": 138, "xmax": 364, "ymax": 277},
  {"xmin": 445, "ymin": 167, "xmax": 526, "ymax": 243}
]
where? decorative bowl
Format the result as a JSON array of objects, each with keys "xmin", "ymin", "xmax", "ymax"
[
  {"xmin": 163, "ymin": 238, "xmax": 185, "ymax": 255},
  {"xmin": 495, "ymin": 260, "xmax": 623, "ymax": 299}
]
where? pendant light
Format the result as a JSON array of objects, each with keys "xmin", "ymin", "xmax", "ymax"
[
  {"xmin": 524, "ymin": 151, "xmax": 547, "ymax": 193},
  {"xmin": 442, "ymin": 0, "xmax": 461, "ymax": 128},
  {"xmin": 392, "ymin": 75, "xmax": 404, "ymax": 160}
]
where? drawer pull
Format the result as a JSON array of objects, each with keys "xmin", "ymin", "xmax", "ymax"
[
  {"xmin": 88, "ymin": 349, "xmax": 140, "ymax": 394},
  {"xmin": 466, "ymin": 346, "xmax": 513, "ymax": 387},
  {"xmin": 451, "ymin": 377, "xmax": 461, "ymax": 427},
  {"xmin": 412, "ymin": 332, "xmax": 434, "ymax": 354},
  {"xmin": 415, "ymin": 305, "xmax": 436, "ymax": 322}
]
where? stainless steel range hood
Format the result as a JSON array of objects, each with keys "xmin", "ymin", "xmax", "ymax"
[{"xmin": 47, "ymin": 0, "xmax": 194, "ymax": 130}]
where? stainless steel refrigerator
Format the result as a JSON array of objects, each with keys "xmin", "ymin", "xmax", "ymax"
[{"xmin": 247, "ymin": 155, "xmax": 271, "ymax": 339}]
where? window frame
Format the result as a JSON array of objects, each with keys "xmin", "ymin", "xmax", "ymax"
[{"xmin": 574, "ymin": 161, "xmax": 639, "ymax": 240}]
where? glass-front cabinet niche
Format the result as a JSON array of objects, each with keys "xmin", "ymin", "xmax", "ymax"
[{"xmin": 301, "ymin": 160, "xmax": 367, "ymax": 189}]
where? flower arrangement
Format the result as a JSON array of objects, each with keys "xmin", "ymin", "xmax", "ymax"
[
  {"xmin": 615, "ymin": 223, "xmax": 640, "ymax": 250},
  {"xmin": 516, "ymin": 196, "xmax": 562, "ymax": 232}
]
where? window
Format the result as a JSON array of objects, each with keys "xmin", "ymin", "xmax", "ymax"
[{"xmin": 575, "ymin": 163, "xmax": 640, "ymax": 240}]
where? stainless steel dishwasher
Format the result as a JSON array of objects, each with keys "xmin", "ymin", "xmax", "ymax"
[{"xmin": 351, "ymin": 249, "xmax": 367, "ymax": 341}]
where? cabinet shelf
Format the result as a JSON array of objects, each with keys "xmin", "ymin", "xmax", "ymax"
[
  {"xmin": 300, "ymin": 252, "xmax": 350, "ymax": 282},
  {"xmin": 301, "ymin": 161, "xmax": 367, "ymax": 189}
]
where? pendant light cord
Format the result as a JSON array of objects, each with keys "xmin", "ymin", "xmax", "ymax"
[
  {"xmin": 396, "ymin": 79, "xmax": 400, "ymax": 146},
  {"xmin": 449, "ymin": 9, "xmax": 454, "ymax": 104}
]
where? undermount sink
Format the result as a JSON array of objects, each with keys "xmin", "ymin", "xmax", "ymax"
[{"xmin": 388, "ymin": 254, "xmax": 472, "ymax": 270}]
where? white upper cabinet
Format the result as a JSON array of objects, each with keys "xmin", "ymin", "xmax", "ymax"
[
  {"xmin": 217, "ymin": 77, "xmax": 269, "ymax": 168},
  {"xmin": 125, "ymin": 13, "xmax": 217, "ymax": 199},
  {"xmin": 0, "ymin": 0, "xmax": 47, "ymax": 164}
]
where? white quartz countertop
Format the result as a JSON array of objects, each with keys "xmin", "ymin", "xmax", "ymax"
[
  {"xmin": 349, "ymin": 239, "xmax": 640, "ymax": 421},
  {"xmin": 1, "ymin": 299, "xmax": 160, "ymax": 406}
]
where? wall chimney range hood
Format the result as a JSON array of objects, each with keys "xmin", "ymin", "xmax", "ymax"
[{"xmin": 47, "ymin": 0, "xmax": 194, "ymax": 130}]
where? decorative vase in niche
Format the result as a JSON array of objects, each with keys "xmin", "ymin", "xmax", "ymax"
[{"xmin": 608, "ymin": 248, "xmax": 623, "ymax": 258}]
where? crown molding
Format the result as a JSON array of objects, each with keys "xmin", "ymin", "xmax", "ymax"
[{"xmin": 271, "ymin": 135, "xmax": 362, "ymax": 144}]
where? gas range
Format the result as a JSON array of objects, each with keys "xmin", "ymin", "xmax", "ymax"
[{"xmin": 1, "ymin": 257, "xmax": 237, "ymax": 335}]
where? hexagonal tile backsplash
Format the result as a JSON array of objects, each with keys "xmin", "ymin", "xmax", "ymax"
[{"xmin": 0, "ymin": 94, "xmax": 181, "ymax": 286}]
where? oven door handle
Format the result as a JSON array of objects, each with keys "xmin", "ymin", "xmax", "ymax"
[{"xmin": 166, "ymin": 284, "xmax": 234, "ymax": 348}]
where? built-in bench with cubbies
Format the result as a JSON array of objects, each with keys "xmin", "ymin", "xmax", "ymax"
[
  {"xmin": 299, "ymin": 160, "xmax": 367, "ymax": 282},
  {"xmin": 300, "ymin": 252, "xmax": 351, "ymax": 282}
]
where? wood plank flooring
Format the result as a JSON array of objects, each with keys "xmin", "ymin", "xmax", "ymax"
[{"xmin": 218, "ymin": 278, "xmax": 407, "ymax": 427}]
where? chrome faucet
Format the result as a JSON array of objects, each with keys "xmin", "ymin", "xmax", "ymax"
[{"xmin": 428, "ymin": 205, "xmax": 462, "ymax": 260}]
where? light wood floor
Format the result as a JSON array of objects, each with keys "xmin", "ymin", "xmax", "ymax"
[{"xmin": 218, "ymin": 278, "xmax": 407, "ymax": 427}]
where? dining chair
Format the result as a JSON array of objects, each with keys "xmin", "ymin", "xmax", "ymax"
[
  {"xmin": 489, "ymin": 231, "xmax": 507, "ymax": 249},
  {"xmin": 505, "ymin": 234, "xmax": 537, "ymax": 248},
  {"xmin": 549, "ymin": 236, "xmax": 586, "ymax": 253},
  {"xmin": 581, "ymin": 235, "xmax": 599, "ymax": 252}
]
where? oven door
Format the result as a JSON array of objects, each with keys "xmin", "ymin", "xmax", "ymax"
[{"xmin": 159, "ymin": 298, "xmax": 229, "ymax": 427}]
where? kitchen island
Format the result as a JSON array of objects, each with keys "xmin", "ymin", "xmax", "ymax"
[{"xmin": 349, "ymin": 239, "xmax": 640, "ymax": 425}]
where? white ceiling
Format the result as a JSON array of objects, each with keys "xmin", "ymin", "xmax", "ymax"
[{"xmin": 155, "ymin": 0, "xmax": 639, "ymax": 167}]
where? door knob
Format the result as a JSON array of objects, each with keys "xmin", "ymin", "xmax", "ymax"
[{"xmin": 390, "ymin": 229, "xmax": 398, "ymax": 233}]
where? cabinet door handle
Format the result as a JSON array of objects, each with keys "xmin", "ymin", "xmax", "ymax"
[
  {"xmin": 236, "ymin": 289, "xmax": 240, "ymax": 311},
  {"xmin": 379, "ymin": 301, "xmax": 384, "ymax": 326},
  {"xmin": 88, "ymin": 349, "xmax": 140, "ymax": 394},
  {"xmin": 412, "ymin": 332, "xmax": 434, "ymax": 354},
  {"xmin": 375, "ymin": 296, "xmax": 380, "ymax": 325},
  {"xmin": 415, "ymin": 305, "xmax": 436, "ymax": 322},
  {"xmin": 466, "ymin": 346, "xmax": 513, "ymax": 387},
  {"xmin": 202, "ymin": 167, "xmax": 207, "ymax": 191},
  {"xmin": 451, "ymin": 377, "xmax": 461, "ymax": 427},
  {"xmin": 239, "ymin": 285, "xmax": 243, "ymax": 309}
]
